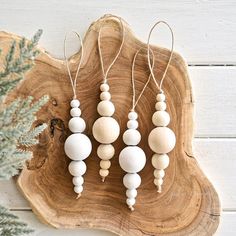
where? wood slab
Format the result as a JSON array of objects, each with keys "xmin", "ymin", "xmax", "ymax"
[{"xmin": 2, "ymin": 15, "xmax": 220, "ymax": 235}]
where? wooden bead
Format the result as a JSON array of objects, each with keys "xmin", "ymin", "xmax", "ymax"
[
  {"xmin": 123, "ymin": 129, "xmax": 141, "ymax": 145},
  {"xmin": 155, "ymin": 102, "xmax": 166, "ymax": 111},
  {"xmin": 68, "ymin": 117, "xmax": 86, "ymax": 133},
  {"xmin": 64, "ymin": 133, "xmax": 92, "ymax": 161},
  {"xmin": 70, "ymin": 99, "xmax": 80, "ymax": 108},
  {"xmin": 154, "ymin": 169, "xmax": 165, "ymax": 178},
  {"xmin": 152, "ymin": 111, "xmax": 170, "ymax": 127},
  {"xmin": 70, "ymin": 108, "xmax": 81, "ymax": 117},
  {"xmin": 156, "ymin": 93, "xmax": 166, "ymax": 102},
  {"xmin": 128, "ymin": 111, "xmax": 138, "ymax": 120},
  {"xmin": 119, "ymin": 146, "xmax": 146, "ymax": 173},
  {"xmin": 97, "ymin": 144, "xmax": 115, "ymax": 160},
  {"xmin": 148, "ymin": 127, "xmax": 176, "ymax": 154},
  {"xmin": 97, "ymin": 100, "xmax": 115, "ymax": 116},
  {"xmin": 68, "ymin": 160, "xmax": 86, "ymax": 176},
  {"xmin": 100, "ymin": 160, "xmax": 111, "ymax": 169},
  {"xmin": 154, "ymin": 178, "xmax": 163, "ymax": 186},
  {"xmin": 126, "ymin": 198, "xmax": 135, "ymax": 206},
  {"xmin": 100, "ymin": 91, "xmax": 111, "ymax": 101},
  {"xmin": 92, "ymin": 117, "xmax": 120, "ymax": 144},
  {"xmin": 152, "ymin": 154, "xmax": 169, "ymax": 169},
  {"xmin": 100, "ymin": 83, "xmax": 109, "ymax": 92},
  {"xmin": 74, "ymin": 185, "xmax": 83, "ymax": 194},
  {"xmin": 123, "ymin": 173, "xmax": 141, "ymax": 189},
  {"xmin": 99, "ymin": 169, "xmax": 109, "ymax": 177},
  {"xmin": 127, "ymin": 120, "xmax": 138, "ymax": 129},
  {"xmin": 126, "ymin": 189, "xmax": 137, "ymax": 198},
  {"xmin": 72, "ymin": 176, "xmax": 84, "ymax": 186}
]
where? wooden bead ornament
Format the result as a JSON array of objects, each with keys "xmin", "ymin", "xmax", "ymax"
[
  {"xmin": 63, "ymin": 32, "xmax": 92, "ymax": 198},
  {"xmin": 119, "ymin": 48, "xmax": 154, "ymax": 211},
  {"xmin": 147, "ymin": 21, "xmax": 176, "ymax": 193},
  {"xmin": 92, "ymin": 17, "xmax": 125, "ymax": 182}
]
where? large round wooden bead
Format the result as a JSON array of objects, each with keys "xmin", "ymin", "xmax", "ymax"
[
  {"xmin": 70, "ymin": 108, "xmax": 81, "ymax": 117},
  {"xmin": 152, "ymin": 111, "xmax": 170, "ymax": 127},
  {"xmin": 70, "ymin": 99, "xmax": 80, "ymax": 108},
  {"xmin": 97, "ymin": 144, "xmax": 115, "ymax": 160},
  {"xmin": 148, "ymin": 127, "xmax": 176, "ymax": 154},
  {"xmin": 119, "ymin": 146, "xmax": 146, "ymax": 173},
  {"xmin": 68, "ymin": 117, "xmax": 86, "ymax": 133},
  {"xmin": 126, "ymin": 189, "xmax": 137, "ymax": 198},
  {"xmin": 152, "ymin": 154, "xmax": 169, "ymax": 169},
  {"xmin": 68, "ymin": 160, "xmax": 86, "ymax": 176},
  {"xmin": 123, "ymin": 173, "xmax": 141, "ymax": 189},
  {"xmin": 92, "ymin": 117, "xmax": 120, "ymax": 144},
  {"xmin": 97, "ymin": 100, "xmax": 115, "ymax": 116},
  {"xmin": 64, "ymin": 133, "xmax": 92, "ymax": 160},
  {"xmin": 123, "ymin": 129, "xmax": 141, "ymax": 145}
]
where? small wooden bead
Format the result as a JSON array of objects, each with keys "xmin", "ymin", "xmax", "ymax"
[
  {"xmin": 68, "ymin": 117, "xmax": 86, "ymax": 133},
  {"xmin": 72, "ymin": 176, "xmax": 84, "ymax": 186},
  {"xmin": 126, "ymin": 189, "xmax": 137, "ymax": 198},
  {"xmin": 99, "ymin": 169, "xmax": 109, "ymax": 177},
  {"xmin": 128, "ymin": 111, "xmax": 138, "ymax": 120},
  {"xmin": 126, "ymin": 198, "xmax": 135, "ymax": 206},
  {"xmin": 155, "ymin": 102, "xmax": 166, "ymax": 111},
  {"xmin": 123, "ymin": 173, "xmax": 141, "ymax": 189},
  {"xmin": 156, "ymin": 93, "xmax": 166, "ymax": 102},
  {"xmin": 127, "ymin": 120, "xmax": 138, "ymax": 129},
  {"xmin": 97, "ymin": 144, "xmax": 115, "ymax": 160},
  {"xmin": 100, "ymin": 83, "xmax": 109, "ymax": 92},
  {"xmin": 70, "ymin": 99, "xmax": 80, "ymax": 108},
  {"xmin": 123, "ymin": 129, "xmax": 141, "ymax": 145},
  {"xmin": 154, "ymin": 169, "xmax": 165, "ymax": 178},
  {"xmin": 97, "ymin": 100, "xmax": 115, "ymax": 116},
  {"xmin": 68, "ymin": 160, "xmax": 86, "ymax": 176},
  {"xmin": 100, "ymin": 91, "xmax": 111, "ymax": 101},
  {"xmin": 100, "ymin": 160, "xmax": 111, "ymax": 170},
  {"xmin": 74, "ymin": 185, "xmax": 83, "ymax": 194},
  {"xmin": 148, "ymin": 127, "xmax": 176, "ymax": 154},
  {"xmin": 154, "ymin": 178, "xmax": 163, "ymax": 186},
  {"xmin": 152, "ymin": 111, "xmax": 170, "ymax": 127},
  {"xmin": 70, "ymin": 108, "xmax": 81, "ymax": 117},
  {"xmin": 152, "ymin": 154, "xmax": 169, "ymax": 169}
]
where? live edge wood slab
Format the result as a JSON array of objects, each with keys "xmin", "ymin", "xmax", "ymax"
[{"xmin": 2, "ymin": 15, "xmax": 220, "ymax": 235}]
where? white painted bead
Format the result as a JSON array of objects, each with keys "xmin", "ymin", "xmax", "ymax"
[
  {"xmin": 148, "ymin": 127, "xmax": 176, "ymax": 154},
  {"xmin": 97, "ymin": 100, "xmax": 115, "ymax": 116},
  {"xmin": 123, "ymin": 129, "xmax": 141, "ymax": 145},
  {"xmin": 68, "ymin": 160, "xmax": 86, "ymax": 176},
  {"xmin": 74, "ymin": 185, "xmax": 83, "ymax": 194},
  {"xmin": 99, "ymin": 169, "xmax": 109, "ymax": 177},
  {"xmin": 154, "ymin": 178, "xmax": 163, "ymax": 186},
  {"xmin": 119, "ymin": 146, "xmax": 146, "ymax": 173},
  {"xmin": 68, "ymin": 117, "xmax": 86, "ymax": 133},
  {"xmin": 97, "ymin": 144, "xmax": 115, "ymax": 160},
  {"xmin": 152, "ymin": 154, "xmax": 169, "ymax": 169},
  {"xmin": 127, "ymin": 120, "xmax": 138, "ymax": 129},
  {"xmin": 64, "ymin": 133, "xmax": 92, "ymax": 161},
  {"xmin": 156, "ymin": 93, "xmax": 166, "ymax": 102},
  {"xmin": 126, "ymin": 189, "xmax": 137, "ymax": 198},
  {"xmin": 70, "ymin": 99, "xmax": 80, "ymax": 108},
  {"xmin": 128, "ymin": 111, "xmax": 138, "ymax": 120},
  {"xmin": 155, "ymin": 102, "xmax": 167, "ymax": 111},
  {"xmin": 100, "ymin": 160, "xmax": 111, "ymax": 170},
  {"xmin": 100, "ymin": 91, "xmax": 111, "ymax": 101},
  {"xmin": 92, "ymin": 117, "xmax": 120, "ymax": 144},
  {"xmin": 72, "ymin": 176, "xmax": 84, "ymax": 186},
  {"xmin": 154, "ymin": 169, "xmax": 165, "ymax": 178},
  {"xmin": 152, "ymin": 111, "xmax": 170, "ymax": 127},
  {"xmin": 123, "ymin": 173, "xmax": 141, "ymax": 189},
  {"xmin": 100, "ymin": 83, "xmax": 109, "ymax": 92},
  {"xmin": 70, "ymin": 108, "xmax": 81, "ymax": 117},
  {"xmin": 126, "ymin": 198, "xmax": 136, "ymax": 206}
]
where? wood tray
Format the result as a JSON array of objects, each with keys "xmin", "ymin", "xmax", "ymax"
[{"xmin": 2, "ymin": 15, "xmax": 220, "ymax": 235}]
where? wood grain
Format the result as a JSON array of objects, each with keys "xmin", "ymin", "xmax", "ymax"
[{"xmin": 1, "ymin": 15, "xmax": 220, "ymax": 235}]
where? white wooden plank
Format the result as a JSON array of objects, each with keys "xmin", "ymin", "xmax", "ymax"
[
  {"xmin": 0, "ymin": 0, "xmax": 236, "ymax": 63},
  {"xmin": 8, "ymin": 210, "xmax": 236, "ymax": 236},
  {"xmin": 1, "ymin": 138, "xmax": 236, "ymax": 210}
]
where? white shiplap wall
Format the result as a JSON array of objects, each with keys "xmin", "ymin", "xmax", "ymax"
[{"xmin": 0, "ymin": 0, "xmax": 236, "ymax": 235}]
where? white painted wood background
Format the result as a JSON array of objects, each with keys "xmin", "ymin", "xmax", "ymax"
[{"xmin": 0, "ymin": 0, "xmax": 236, "ymax": 235}]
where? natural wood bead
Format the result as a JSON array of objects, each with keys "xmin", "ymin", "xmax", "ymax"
[
  {"xmin": 100, "ymin": 91, "xmax": 111, "ymax": 101},
  {"xmin": 156, "ymin": 93, "xmax": 166, "ymax": 102},
  {"xmin": 92, "ymin": 117, "xmax": 120, "ymax": 144},
  {"xmin": 126, "ymin": 198, "xmax": 135, "ymax": 206},
  {"xmin": 68, "ymin": 117, "xmax": 86, "ymax": 133},
  {"xmin": 68, "ymin": 161, "xmax": 86, "ymax": 176},
  {"xmin": 100, "ymin": 83, "xmax": 109, "ymax": 92},
  {"xmin": 97, "ymin": 100, "xmax": 115, "ymax": 116},
  {"xmin": 72, "ymin": 176, "xmax": 84, "ymax": 186},
  {"xmin": 97, "ymin": 144, "xmax": 115, "ymax": 160},
  {"xmin": 74, "ymin": 185, "xmax": 83, "ymax": 194},
  {"xmin": 70, "ymin": 108, "xmax": 81, "ymax": 117},
  {"xmin": 99, "ymin": 169, "xmax": 109, "ymax": 177},
  {"xmin": 70, "ymin": 99, "xmax": 80, "ymax": 108},
  {"xmin": 127, "ymin": 120, "xmax": 138, "ymax": 129},
  {"xmin": 128, "ymin": 111, "xmax": 138, "ymax": 120},
  {"xmin": 126, "ymin": 189, "xmax": 137, "ymax": 198},
  {"xmin": 154, "ymin": 178, "xmax": 163, "ymax": 186},
  {"xmin": 152, "ymin": 111, "xmax": 170, "ymax": 127},
  {"xmin": 155, "ymin": 102, "xmax": 166, "ymax": 111},
  {"xmin": 152, "ymin": 154, "xmax": 169, "ymax": 169},
  {"xmin": 123, "ymin": 129, "xmax": 141, "ymax": 145},
  {"xmin": 148, "ymin": 127, "xmax": 176, "ymax": 154},
  {"xmin": 123, "ymin": 173, "xmax": 141, "ymax": 189},
  {"xmin": 154, "ymin": 169, "xmax": 165, "ymax": 178},
  {"xmin": 100, "ymin": 160, "xmax": 111, "ymax": 170}
]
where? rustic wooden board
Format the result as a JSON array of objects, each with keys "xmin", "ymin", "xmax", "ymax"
[{"xmin": 2, "ymin": 15, "xmax": 220, "ymax": 235}]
